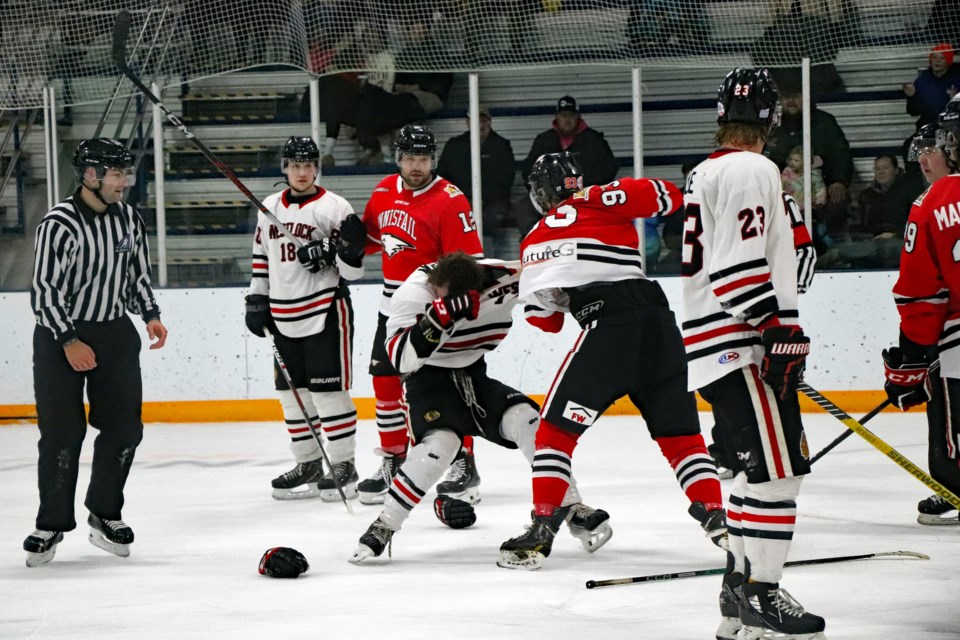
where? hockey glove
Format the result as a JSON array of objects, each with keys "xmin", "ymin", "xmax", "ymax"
[
  {"xmin": 336, "ymin": 214, "xmax": 367, "ymax": 268},
  {"xmin": 759, "ymin": 325, "xmax": 810, "ymax": 399},
  {"xmin": 258, "ymin": 547, "xmax": 309, "ymax": 578},
  {"xmin": 428, "ymin": 292, "xmax": 481, "ymax": 330},
  {"xmin": 296, "ymin": 238, "xmax": 337, "ymax": 273},
  {"xmin": 882, "ymin": 347, "xmax": 932, "ymax": 410},
  {"xmin": 434, "ymin": 495, "xmax": 477, "ymax": 529},
  {"xmin": 244, "ymin": 294, "xmax": 274, "ymax": 338}
]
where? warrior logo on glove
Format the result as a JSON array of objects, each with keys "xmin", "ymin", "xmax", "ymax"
[{"xmin": 258, "ymin": 546, "xmax": 310, "ymax": 578}]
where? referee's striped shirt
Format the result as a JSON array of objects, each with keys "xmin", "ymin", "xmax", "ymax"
[{"xmin": 31, "ymin": 188, "xmax": 160, "ymax": 344}]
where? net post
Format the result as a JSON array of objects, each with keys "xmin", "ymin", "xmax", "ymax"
[{"xmin": 151, "ymin": 81, "xmax": 168, "ymax": 288}]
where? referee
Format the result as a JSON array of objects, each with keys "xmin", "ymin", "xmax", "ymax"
[{"xmin": 24, "ymin": 138, "xmax": 169, "ymax": 567}]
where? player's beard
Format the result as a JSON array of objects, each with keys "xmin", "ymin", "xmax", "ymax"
[{"xmin": 401, "ymin": 170, "xmax": 432, "ymax": 191}]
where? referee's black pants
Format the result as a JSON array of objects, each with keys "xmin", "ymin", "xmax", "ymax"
[{"xmin": 33, "ymin": 315, "xmax": 143, "ymax": 532}]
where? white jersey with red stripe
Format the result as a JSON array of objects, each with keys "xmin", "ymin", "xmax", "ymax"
[
  {"xmin": 894, "ymin": 174, "xmax": 960, "ymax": 377},
  {"xmin": 249, "ymin": 187, "xmax": 358, "ymax": 338},
  {"xmin": 362, "ymin": 174, "xmax": 484, "ymax": 314},
  {"xmin": 680, "ymin": 148, "xmax": 801, "ymax": 390},
  {"xmin": 518, "ymin": 177, "xmax": 682, "ymax": 307},
  {"xmin": 385, "ymin": 259, "xmax": 521, "ymax": 373}
]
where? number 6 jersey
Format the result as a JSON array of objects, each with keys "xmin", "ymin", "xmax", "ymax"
[{"xmin": 681, "ymin": 149, "xmax": 801, "ymax": 390}]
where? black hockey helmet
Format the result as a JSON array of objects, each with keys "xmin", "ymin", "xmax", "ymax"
[
  {"xmin": 527, "ymin": 151, "xmax": 584, "ymax": 212},
  {"xmin": 717, "ymin": 68, "xmax": 781, "ymax": 133},
  {"xmin": 936, "ymin": 93, "xmax": 960, "ymax": 153},
  {"xmin": 281, "ymin": 136, "xmax": 320, "ymax": 169},
  {"xmin": 394, "ymin": 124, "xmax": 436, "ymax": 159},
  {"xmin": 73, "ymin": 138, "xmax": 133, "ymax": 181},
  {"xmin": 908, "ymin": 123, "xmax": 941, "ymax": 161}
]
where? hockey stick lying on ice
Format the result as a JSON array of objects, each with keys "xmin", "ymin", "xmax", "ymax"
[
  {"xmin": 111, "ymin": 10, "xmax": 303, "ymax": 248},
  {"xmin": 809, "ymin": 361, "xmax": 941, "ymax": 465},
  {"xmin": 799, "ymin": 377, "xmax": 960, "ymax": 510},
  {"xmin": 265, "ymin": 328, "xmax": 354, "ymax": 514},
  {"xmin": 584, "ymin": 550, "xmax": 928, "ymax": 589}
]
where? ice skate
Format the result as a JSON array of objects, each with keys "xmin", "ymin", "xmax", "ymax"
[
  {"xmin": 317, "ymin": 458, "xmax": 359, "ymax": 503},
  {"xmin": 738, "ymin": 580, "xmax": 826, "ymax": 639},
  {"xmin": 497, "ymin": 508, "xmax": 568, "ymax": 570},
  {"xmin": 716, "ymin": 570, "xmax": 743, "ymax": 640},
  {"xmin": 87, "ymin": 514, "xmax": 134, "ymax": 558},
  {"xmin": 917, "ymin": 494, "xmax": 959, "ymax": 526},
  {"xmin": 436, "ymin": 449, "xmax": 481, "ymax": 505},
  {"xmin": 689, "ymin": 501, "xmax": 730, "ymax": 549},
  {"xmin": 564, "ymin": 502, "xmax": 612, "ymax": 553},
  {"xmin": 271, "ymin": 459, "xmax": 324, "ymax": 500},
  {"xmin": 357, "ymin": 452, "xmax": 405, "ymax": 505},
  {"xmin": 348, "ymin": 517, "xmax": 396, "ymax": 564},
  {"xmin": 23, "ymin": 529, "xmax": 63, "ymax": 567}
]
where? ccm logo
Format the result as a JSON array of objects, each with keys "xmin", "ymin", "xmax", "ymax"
[
  {"xmin": 888, "ymin": 371, "xmax": 926, "ymax": 384},
  {"xmin": 719, "ymin": 352, "xmax": 740, "ymax": 364},
  {"xmin": 770, "ymin": 343, "xmax": 810, "ymax": 355}
]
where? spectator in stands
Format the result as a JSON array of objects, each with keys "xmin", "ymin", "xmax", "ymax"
[
  {"xmin": 903, "ymin": 44, "xmax": 960, "ymax": 130},
  {"xmin": 626, "ymin": 0, "xmax": 711, "ymax": 48},
  {"xmin": 780, "ymin": 146, "xmax": 827, "ymax": 213},
  {"xmin": 844, "ymin": 154, "xmax": 916, "ymax": 267},
  {"xmin": 648, "ymin": 158, "xmax": 700, "ymax": 274},
  {"xmin": 765, "ymin": 83, "xmax": 853, "ymax": 246},
  {"xmin": 437, "ymin": 106, "xmax": 517, "ymax": 258}
]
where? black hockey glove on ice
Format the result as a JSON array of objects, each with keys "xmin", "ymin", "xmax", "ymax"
[
  {"xmin": 882, "ymin": 347, "xmax": 932, "ymax": 410},
  {"xmin": 244, "ymin": 294, "xmax": 274, "ymax": 338},
  {"xmin": 258, "ymin": 547, "xmax": 309, "ymax": 578},
  {"xmin": 760, "ymin": 324, "xmax": 810, "ymax": 399},
  {"xmin": 336, "ymin": 214, "xmax": 366, "ymax": 268},
  {"xmin": 296, "ymin": 238, "xmax": 337, "ymax": 273},
  {"xmin": 434, "ymin": 496, "xmax": 476, "ymax": 529}
]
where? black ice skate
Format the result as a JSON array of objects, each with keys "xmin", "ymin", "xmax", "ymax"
[
  {"xmin": 23, "ymin": 529, "xmax": 64, "ymax": 567},
  {"xmin": 917, "ymin": 494, "xmax": 959, "ymax": 526},
  {"xmin": 738, "ymin": 580, "xmax": 826, "ymax": 640},
  {"xmin": 565, "ymin": 502, "xmax": 613, "ymax": 552},
  {"xmin": 436, "ymin": 449, "xmax": 481, "ymax": 505},
  {"xmin": 497, "ymin": 507, "xmax": 569, "ymax": 570},
  {"xmin": 271, "ymin": 459, "xmax": 324, "ymax": 500},
  {"xmin": 357, "ymin": 452, "xmax": 405, "ymax": 505},
  {"xmin": 317, "ymin": 458, "xmax": 359, "ymax": 502},
  {"xmin": 88, "ymin": 514, "xmax": 134, "ymax": 558},
  {"xmin": 689, "ymin": 502, "xmax": 730, "ymax": 549},
  {"xmin": 716, "ymin": 570, "xmax": 743, "ymax": 640},
  {"xmin": 348, "ymin": 517, "xmax": 396, "ymax": 564}
]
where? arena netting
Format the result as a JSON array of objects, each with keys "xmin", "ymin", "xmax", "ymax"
[{"xmin": 0, "ymin": 0, "xmax": 955, "ymax": 111}]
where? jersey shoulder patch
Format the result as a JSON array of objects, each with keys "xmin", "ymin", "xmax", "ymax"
[{"xmin": 444, "ymin": 184, "xmax": 463, "ymax": 198}]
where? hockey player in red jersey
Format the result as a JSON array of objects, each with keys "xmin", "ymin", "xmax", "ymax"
[
  {"xmin": 497, "ymin": 152, "xmax": 726, "ymax": 571},
  {"xmin": 359, "ymin": 125, "xmax": 485, "ymax": 505},
  {"xmin": 884, "ymin": 94, "xmax": 960, "ymax": 526},
  {"xmin": 683, "ymin": 69, "xmax": 825, "ymax": 640},
  {"xmin": 348, "ymin": 252, "xmax": 610, "ymax": 563}
]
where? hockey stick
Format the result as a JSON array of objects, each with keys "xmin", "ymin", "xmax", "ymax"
[
  {"xmin": 111, "ymin": 10, "xmax": 303, "ymax": 248},
  {"xmin": 799, "ymin": 379, "xmax": 960, "ymax": 510},
  {"xmin": 584, "ymin": 550, "xmax": 928, "ymax": 589},
  {"xmin": 264, "ymin": 328, "xmax": 354, "ymax": 514},
  {"xmin": 809, "ymin": 361, "xmax": 942, "ymax": 465}
]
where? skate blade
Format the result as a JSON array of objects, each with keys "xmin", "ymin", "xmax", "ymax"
[
  {"xmin": 917, "ymin": 512, "xmax": 959, "ymax": 526},
  {"xmin": 737, "ymin": 626, "xmax": 826, "ymax": 640},
  {"xmin": 437, "ymin": 486, "xmax": 481, "ymax": 505},
  {"xmin": 569, "ymin": 521, "xmax": 613, "ymax": 553},
  {"xmin": 496, "ymin": 550, "xmax": 545, "ymax": 570},
  {"xmin": 88, "ymin": 530, "xmax": 130, "ymax": 558},
  {"xmin": 25, "ymin": 548, "xmax": 58, "ymax": 567},
  {"xmin": 716, "ymin": 616, "xmax": 741, "ymax": 640},
  {"xmin": 357, "ymin": 490, "xmax": 387, "ymax": 506},
  {"xmin": 272, "ymin": 485, "xmax": 323, "ymax": 501},
  {"xmin": 320, "ymin": 483, "xmax": 359, "ymax": 503},
  {"xmin": 348, "ymin": 543, "xmax": 382, "ymax": 565}
]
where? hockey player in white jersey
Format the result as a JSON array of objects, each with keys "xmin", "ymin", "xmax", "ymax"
[
  {"xmin": 244, "ymin": 137, "xmax": 366, "ymax": 501},
  {"xmin": 349, "ymin": 252, "xmax": 610, "ymax": 563},
  {"xmin": 683, "ymin": 69, "xmax": 825, "ymax": 639}
]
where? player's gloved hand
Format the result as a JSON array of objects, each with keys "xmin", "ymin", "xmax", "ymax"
[
  {"xmin": 336, "ymin": 214, "xmax": 366, "ymax": 268},
  {"xmin": 296, "ymin": 238, "xmax": 337, "ymax": 273},
  {"xmin": 258, "ymin": 547, "xmax": 309, "ymax": 578},
  {"xmin": 759, "ymin": 324, "xmax": 810, "ymax": 399},
  {"xmin": 426, "ymin": 291, "xmax": 481, "ymax": 331},
  {"xmin": 434, "ymin": 495, "xmax": 476, "ymax": 529},
  {"xmin": 882, "ymin": 347, "xmax": 932, "ymax": 410},
  {"xmin": 244, "ymin": 294, "xmax": 274, "ymax": 338}
]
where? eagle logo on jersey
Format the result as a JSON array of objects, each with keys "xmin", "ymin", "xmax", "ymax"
[{"xmin": 381, "ymin": 233, "xmax": 415, "ymax": 257}]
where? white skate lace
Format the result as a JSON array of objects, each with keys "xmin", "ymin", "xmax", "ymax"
[
  {"xmin": 30, "ymin": 529, "xmax": 58, "ymax": 541},
  {"xmin": 103, "ymin": 519, "xmax": 129, "ymax": 532},
  {"xmin": 444, "ymin": 456, "xmax": 466, "ymax": 482},
  {"xmin": 366, "ymin": 519, "xmax": 394, "ymax": 545},
  {"xmin": 279, "ymin": 462, "xmax": 308, "ymax": 482},
  {"xmin": 770, "ymin": 587, "xmax": 806, "ymax": 618},
  {"xmin": 451, "ymin": 370, "xmax": 487, "ymax": 419}
]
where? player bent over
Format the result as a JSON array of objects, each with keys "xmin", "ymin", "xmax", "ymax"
[
  {"xmin": 498, "ymin": 152, "xmax": 726, "ymax": 571},
  {"xmin": 349, "ymin": 252, "xmax": 610, "ymax": 563}
]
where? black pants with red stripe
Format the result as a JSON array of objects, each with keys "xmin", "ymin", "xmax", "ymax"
[
  {"xmin": 32, "ymin": 316, "xmax": 144, "ymax": 532},
  {"xmin": 926, "ymin": 369, "xmax": 960, "ymax": 496}
]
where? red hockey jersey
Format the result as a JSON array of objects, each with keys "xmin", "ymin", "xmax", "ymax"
[
  {"xmin": 363, "ymin": 174, "xmax": 484, "ymax": 313},
  {"xmin": 894, "ymin": 174, "xmax": 960, "ymax": 377}
]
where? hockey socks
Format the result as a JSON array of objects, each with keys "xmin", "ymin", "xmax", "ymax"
[
  {"xmin": 373, "ymin": 375, "xmax": 408, "ymax": 454},
  {"xmin": 532, "ymin": 419, "xmax": 580, "ymax": 515},
  {"xmin": 380, "ymin": 429, "xmax": 461, "ymax": 532},
  {"xmin": 656, "ymin": 434, "xmax": 723, "ymax": 510},
  {"xmin": 278, "ymin": 389, "xmax": 322, "ymax": 462}
]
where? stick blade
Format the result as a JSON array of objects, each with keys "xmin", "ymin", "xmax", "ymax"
[{"xmin": 112, "ymin": 10, "xmax": 132, "ymax": 70}]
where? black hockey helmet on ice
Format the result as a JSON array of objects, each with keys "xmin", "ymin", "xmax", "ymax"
[
  {"xmin": 73, "ymin": 138, "xmax": 134, "ymax": 181},
  {"xmin": 717, "ymin": 68, "xmax": 781, "ymax": 133},
  {"xmin": 527, "ymin": 151, "xmax": 584, "ymax": 212},
  {"xmin": 394, "ymin": 124, "xmax": 437, "ymax": 159},
  {"xmin": 281, "ymin": 136, "xmax": 320, "ymax": 169}
]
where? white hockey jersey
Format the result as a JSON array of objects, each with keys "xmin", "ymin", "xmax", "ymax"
[
  {"xmin": 249, "ymin": 188, "xmax": 362, "ymax": 338},
  {"xmin": 681, "ymin": 149, "xmax": 801, "ymax": 390},
  {"xmin": 385, "ymin": 259, "xmax": 521, "ymax": 373}
]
